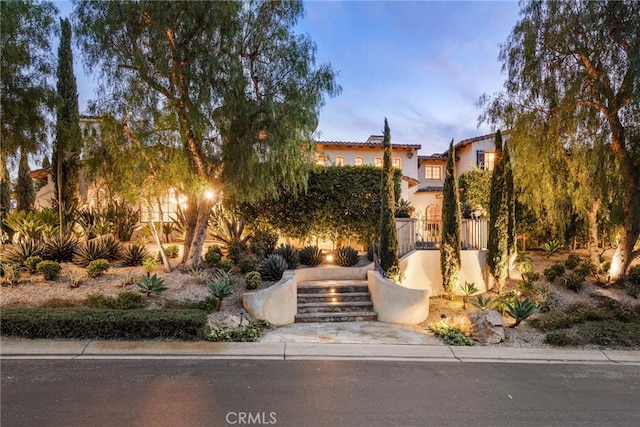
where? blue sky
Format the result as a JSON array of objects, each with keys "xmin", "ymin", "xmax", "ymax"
[{"xmin": 58, "ymin": 0, "xmax": 521, "ymax": 156}]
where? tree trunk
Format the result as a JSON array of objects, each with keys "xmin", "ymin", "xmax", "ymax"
[
  {"xmin": 153, "ymin": 199, "xmax": 172, "ymax": 273},
  {"xmin": 607, "ymin": 117, "xmax": 640, "ymax": 282},
  {"xmin": 181, "ymin": 199, "xmax": 198, "ymax": 264},
  {"xmin": 184, "ymin": 198, "xmax": 215, "ymax": 268},
  {"xmin": 588, "ymin": 198, "xmax": 600, "ymax": 269}
]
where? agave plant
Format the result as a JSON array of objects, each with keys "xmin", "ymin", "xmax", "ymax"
[
  {"xmin": 43, "ymin": 233, "xmax": 78, "ymax": 262},
  {"xmin": 273, "ymin": 244, "xmax": 299, "ymax": 269},
  {"xmin": 3, "ymin": 211, "xmax": 47, "ymax": 242},
  {"xmin": 188, "ymin": 267, "xmax": 213, "ymax": 285},
  {"xmin": 299, "ymin": 245, "xmax": 323, "ymax": 267},
  {"xmin": 208, "ymin": 205, "xmax": 253, "ymax": 253},
  {"xmin": 169, "ymin": 204, "xmax": 188, "ymax": 241},
  {"xmin": 4, "ymin": 238, "xmax": 44, "ymax": 265},
  {"xmin": 257, "ymin": 254, "xmax": 288, "ymax": 281},
  {"xmin": 74, "ymin": 237, "xmax": 111, "ymax": 267},
  {"xmin": 121, "ymin": 244, "xmax": 149, "ymax": 267},
  {"xmin": 207, "ymin": 276, "xmax": 236, "ymax": 311},
  {"xmin": 541, "ymin": 240, "xmax": 563, "ymax": 256},
  {"xmin": 504, "ymin": 296, "xmax": 540, "ymax": 328},
  {"xmin": 471, "ymin": 294, "xmax": 495, "ymax": 311},
  {"xmin": 137, "ymin": 274, "xmax": 167, "ymax": 296},
  {"xmin": 105, "ymin": 200, "xmax": 140, "ymax": 241},
  {"xmin": 335, "ymin": 246, "xmax": 359, "ymax": 267},
  {"xmin": 460, "ymin": 281, "xmax": 479, "ymax": 310}
]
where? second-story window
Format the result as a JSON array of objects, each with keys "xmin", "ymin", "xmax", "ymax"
[
  {"xmin": 477, "ymin": 150, "xmax": 496, "ymax": 171},
  {"xmin": 374, "ymin": 157, "xmax": 383, "ymax": 168},
  {"xmin": 355, "ymin": 156, "xmax": 364, "ymax": 166},
  {"xmin": 335, "ymin": 155, "xmax": 345, "ymax": 166},
  {"xmin": 393, "ymin": 157, "xmax": 402, "ymax": 169},
  {"xmin": 424, "ymin": 165, "xmax": 442, "ymax": 181}
]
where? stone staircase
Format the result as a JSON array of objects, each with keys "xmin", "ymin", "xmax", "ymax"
[{"xmin": 295, "ymin": 279, "xmax": 378, "ymax": 323}]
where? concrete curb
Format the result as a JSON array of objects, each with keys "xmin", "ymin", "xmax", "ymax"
[{"xmin": 2, "ymin": 339, "xmax": 639, "ymax": 364}]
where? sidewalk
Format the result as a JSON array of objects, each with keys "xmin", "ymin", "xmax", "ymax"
[{"xmin": 2, "ymin": 339, "xmax": 639, "ymax": 364}]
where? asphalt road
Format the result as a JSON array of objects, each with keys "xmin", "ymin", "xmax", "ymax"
[{"xmin": 2, "ymin": 359, "xmax": 639, "ymax": 427}]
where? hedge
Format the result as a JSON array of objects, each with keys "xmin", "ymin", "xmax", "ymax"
[
  {"xmin": 239, "ymin": 165, "xmax": 402, "ymax": 244},
  {"xmin": 0, "ymin": 308, "xmax": 208, "ymax": 340}
]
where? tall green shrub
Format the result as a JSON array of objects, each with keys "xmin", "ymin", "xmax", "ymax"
[
  {"xmin": 52, "ymin": 18, "xmax": 82, "ymax": 227},
  {"xmin": 239, "ymin": 166, "xmax": 401, "ymax": 245},
  {"xmin": 15, "ymin": 151, "xmax": 35, "ymax": 211},
  {"xmin": 440, "ymin": 140, "xmax": 461, "ymax": 298},
  {"xmin": 488, "ymin": 130, "xmax": 509, "ymax": 293},
  {"xmin": 379, "ymin": 118, "xmax": 399, "ymax": 273},
  {"xmin": 504, "ymin": 140, "xmax": 517, "ymax": 270}
]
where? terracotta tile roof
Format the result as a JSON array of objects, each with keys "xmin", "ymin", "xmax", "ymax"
[
  {"xmin": 420, "ymin": 132, "xmax": 496, "ymax": 159},
  {"xmin": 28, "ymin": 167, "xmax": 51, "ymax": 183},
  {"xmin": 402, "ymin": 176, "xmax": 420, "ymax": 187},
  {"xmin": 415, "ymin": 186, "xmax": 444, "ymax": 193},
  {"xmin": 317, "ymin": 135, "xmax": 421, "ymax": 150},
  {"xmin": 418, "ymin": 154, "xmax": 447, "ymax": 161}
]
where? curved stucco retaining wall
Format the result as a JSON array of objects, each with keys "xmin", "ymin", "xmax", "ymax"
[
  {"xmin": 242, "ymin": 264, "xmax": 373, "ymax": 326},
  {"xmin": 399, "ymin": 249, "xmax": 490, "ymax": 296},
  {"xmin": 367, "ymin": 270, "xmax": 430, "ymax": 324}
]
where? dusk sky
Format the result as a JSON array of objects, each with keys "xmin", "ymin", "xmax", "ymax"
[{"xmin": 58, "ymin": 0, "xmax": 522, "ymax": 156}]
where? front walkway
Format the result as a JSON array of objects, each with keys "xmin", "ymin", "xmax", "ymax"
[{"xmin": 259, "ymin": 321, "xmax": 441, "ymax": 345}]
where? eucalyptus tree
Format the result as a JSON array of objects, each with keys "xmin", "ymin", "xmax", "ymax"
[
  {"xmin": 440, "ymin": 140, "xmax": 461, "ymax": 298},
  {"xmin": 379, "ymin": 119, "xmax": 399, "ymax": 274},
  {"xmin": 74, "ymin": 0, "xmax": 339, "ymax": 267},
  {"xmin": 0, "ymin": 0, "xmax": 57, "ymax": 185},
  {"xmin": 479, "ymin": 0, "xmax": 639, "ymax": 281}
]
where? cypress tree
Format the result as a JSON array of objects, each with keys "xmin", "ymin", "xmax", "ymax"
[
  {"xmin": 504, "ymin": 141, "xmax": 517, "ymax": 269},
  {"xmin": 440, "ymin": 139, "xmax": 461, "ymax": 298},
  {"xmin": 15, "ymin": 150, "xmax": 35, "ymax": 211},
  {"xmin": 0, "ymin": 163, "xmax": 10, "ymax": 215},
  {"xmin": 488, "ymin": 130, "xmax": 509, "ymax": 293},
  {"xmin": 52, "ymin": 18, "xmax": 82, "ymax": 219},
  {"xmin": 379, "ymin": 118, "xmax": 399, "ymax": 274}
]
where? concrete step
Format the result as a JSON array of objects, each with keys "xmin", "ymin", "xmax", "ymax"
[
  {"xmin": 297, "ymin": 292, "xmax": 372, "ymax": 304},
  {"xmin": 294, "ymin": 311, "xmax": 378, "ymax": 323},
  {"xmin": 295, "ymin": 279, "xmax": 377, "ymax": 323},
  {"xmin": 297, "ymin": 301, "xmax": 374, "ymax": 314},
  {"xmin": 297, "ymin": 285, "xmax": 370, "ymax": 295}
]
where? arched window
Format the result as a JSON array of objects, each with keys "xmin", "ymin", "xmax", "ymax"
[
  {"xmin": 426, "ymin": 204, "xmax": 441, "ymax": 223},
  {"xmin": 315, "ymin": 153, "xmax": 326, "ymax": 166},
  {"xmin": 335, "ymin": 155, "xmax": 345, "ymax": 166},
  {"xmin": 393, "ymin": 157, "xmax": 402, "ymax": 169},
  {"xmin": 355, "ymin": 156, "xmax": 364, "ymax": 166},
  {"xmin": 374, "ymin": 157, "xmax": 383, "ymax": 168}
]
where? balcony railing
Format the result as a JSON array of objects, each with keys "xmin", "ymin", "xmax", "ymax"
[{"xmin": 417, "ymin": 219, "xmax": 489, "ymax": 250}]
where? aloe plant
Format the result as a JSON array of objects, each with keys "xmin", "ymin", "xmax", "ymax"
[{"xmin": 504, "ymin": 296, "xmax": 540, "ymax": 327}]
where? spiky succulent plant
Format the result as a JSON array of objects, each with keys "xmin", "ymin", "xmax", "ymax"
[
  {"xmin": 335, "ymin": 246, "xmax": 359, "ymax": 267},
  {"xmin": 273, "ymin": 244, "xmax": 299, "ymax": 269},
  {"xmin": 257, "ymin": 254, "xmax": 288, "ymax": 281},
  {"xmin": 299, "ymin": 245, "xmax": 323, "ymax": 267}
]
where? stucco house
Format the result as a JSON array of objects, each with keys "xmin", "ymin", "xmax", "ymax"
[{"xmin": 409, "ymin": 133, "xmax": 497, "ymax": 248}]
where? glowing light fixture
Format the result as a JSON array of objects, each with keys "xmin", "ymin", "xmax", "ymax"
[{"xmin": 204, "ymin": 190, "xmax": 215, "ymax": 200}]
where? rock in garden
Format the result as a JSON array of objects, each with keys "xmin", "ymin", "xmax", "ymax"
[{"xmin": 467, "ymin": 310, "xmax": 504, "ymax": 344}]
